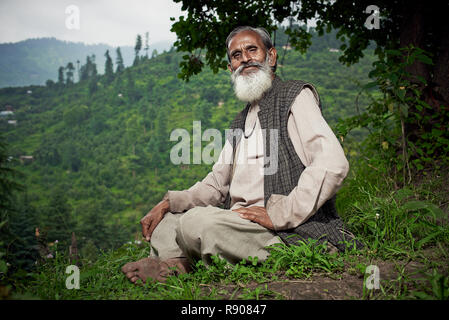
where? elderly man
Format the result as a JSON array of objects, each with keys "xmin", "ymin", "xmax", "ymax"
[{"xmin": 122, "ymin": 26, "xmax": 361, "ymax": 284}]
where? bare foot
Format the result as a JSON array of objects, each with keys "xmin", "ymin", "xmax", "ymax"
[{"xmin": 121, "ymin": 257, "xmax": 191, "ymax": 284}]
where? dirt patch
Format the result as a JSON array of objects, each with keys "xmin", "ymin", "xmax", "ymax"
[
  {"xmin": 207, "ymin": 249, "xmax": 449, "ymax": 300},
  {"xmin": 206, "ymin": 272, "xmax": 366, "ymax": 300},
  {"xmin": 266, "ymin": 273, "xmax": 364, "ymax": 299}
]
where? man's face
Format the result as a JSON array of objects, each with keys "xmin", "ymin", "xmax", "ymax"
[{"xmin": 227, "ymin": 30, "xmax": 277, "ymax": 76}]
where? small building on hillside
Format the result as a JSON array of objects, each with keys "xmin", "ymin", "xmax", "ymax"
[
  {"xmin": 0, "ymin": 110, "xmax": 14, "ymax": 117},
  {"xmin": 20, "ymin": 155, "xmax": 34, "ymax": 164}
]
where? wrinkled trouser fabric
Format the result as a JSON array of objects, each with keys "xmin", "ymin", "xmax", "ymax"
[{"xmin": 149, "ymin": 205, "xmax": 282, "ymax": 266}]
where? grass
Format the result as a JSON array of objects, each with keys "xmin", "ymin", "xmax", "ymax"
[
  {"xmin": 3, "ymin": 160, "xmax": 449, "ymax": 300},
  {"xmin": 11, "ymin": 239, "xmax": 344, "ymax": 300}
]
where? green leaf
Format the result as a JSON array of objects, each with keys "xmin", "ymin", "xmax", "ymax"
[
  {"xmin": 0, "ymin": 260, "xmax": 7, "ymax": 273},
  {"xmin": 416, "ymin": 54, "xmax": 433, "ymax": 65},
  {"xmin": 413, "ymin": 291, "xmax": 434, "ymax": 300},
  {"xmin": 417, "ymin": 230, "xmax": 444, "ymax": 248},
  {"xmin": 385, "ymin": 49, "xmax": 402, "ymax": 56},
  {"xmin": 403, "ymin": 201, "xmax": 446, "ymax": 219},
  {"xmin": 363, "ymin": 81, "xmax": 378, "ymax": 90},
  {"xmin": 395, "ymin": 89, "xmax": 406, "ymax": 102},
  {"xmin": 399, "ymin": 103, "xmax": 408, "ymax": 117},
  {"xmin": 393, "ymin": 188, "xmax": 414, "ymax": 202}
]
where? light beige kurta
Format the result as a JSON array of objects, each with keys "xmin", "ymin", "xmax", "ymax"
[{"xmin": 167, "ymin": 88, "xmax": 349, "ymax": 231}]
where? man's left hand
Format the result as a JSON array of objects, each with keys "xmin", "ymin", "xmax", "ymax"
[{"xmin": 233, "ymin": 206, "xmax": 274, "ymax": 230}]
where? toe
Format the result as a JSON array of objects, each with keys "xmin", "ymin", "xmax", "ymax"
[{"xmin": 121, "ymin": 261, "xmax": 138, "ymax": 273}]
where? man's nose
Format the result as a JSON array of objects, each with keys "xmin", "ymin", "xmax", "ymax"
[{"xmin": 241, "ymin": 50, "xmax": 252, "ymax": 63}]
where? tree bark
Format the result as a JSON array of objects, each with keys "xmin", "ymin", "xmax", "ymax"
[
  {"xmin": 431, "ymin": 21, "xmax": 449, "ymax": 108},
  {"xmin": 399, "ymin": 2, "xmax": 430, "ymax": 85},
  {"xmin": 398, "ymin": 1, "xmax": 449, "ymax": 151}
]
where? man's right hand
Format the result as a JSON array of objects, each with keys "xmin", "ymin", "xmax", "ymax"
[{"xmin": 140, "ymin": 198, "xmax": 170, "ymax": 241}]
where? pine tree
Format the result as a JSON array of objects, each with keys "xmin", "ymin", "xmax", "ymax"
[
  {"xmin": 0, "ymin": 137, "xmax": 24, "ymax": 212},
  {"xmin": 80, "ymin": 55, "xmax": 98, "ymax": 82},
  {"xmin": 133, "ymin": 34, "xmax": 142, "ymax": 66},
  {"xmin": 126, "ymin": 70, "xmax": 137, "ymax": 102},
  {"xmin": 79, "ymin": 203, "xmax": 109, "ymax": 250},
  {"xmin": 144, "ymin": 31, "xmax": 150, "ymax": 59},
  {"xmin": 65, "ymin": 62, "xmax": 75, "ymax": 85},
  {"xmin": 154, "ymin": 107, "xmax": 169, "ymax": 155},
  {"xmin": 0, "ymin": 138, "xmax": 28, "ymax": 272},
  {"xmin": 80, "ymin": 54, "xmax": 98, "ymax": 95},
  {"xmin": 79, "ymin": 57, "xmax": 90, "ymax": 81},
  {"xmin": 43, "ymin": 188, "xmax": 74, "ymax": 247},
  {"xmin": 104, "ymin": 50, "xmax": 114, "ymax": 84},
  {"xmin": 115, "ymin": 47, "xmax": 125, "ymax": 73},
  {"xmin": 62, "ymin": 143, "xmax": 81, "ymax": 172},
  {"xmin": 76, "ymin": 60, "xmax": 80, "ymax": 82},
  {"xmin": 58, "ymin": 66, "xmax": 65, "ymax": 86},
  {"xmin": 90, "ymin": 54, "xmax": 98, "ymax": 77},
  {"xmin": 8, "ymin": 195, "xmax": 40, "ymax": 271},
  {"xmin": 88, "ymin": 77, "xmax": 98, "ymax": 96},
  {"xmin": 147, "ymin": 137, "xmax": 162, "ymax": 171}
]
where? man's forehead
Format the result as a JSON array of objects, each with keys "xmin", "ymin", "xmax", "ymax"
[{"xmin": 228, "ymin": 30, "xmax": 264, "ymax": 49}]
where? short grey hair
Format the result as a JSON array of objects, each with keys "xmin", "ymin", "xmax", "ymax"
[{"xmin": 225, "ymin": 26, "xmax": 277, "ymax": 72}]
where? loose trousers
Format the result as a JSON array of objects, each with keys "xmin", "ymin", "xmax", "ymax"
[{"xmin": 149, "ymin": 205, "xmax": 282, "ymax": 266}]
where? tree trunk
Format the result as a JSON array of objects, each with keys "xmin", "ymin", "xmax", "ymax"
[
  {"xmin": 431, "ymin": 21, "xmax": 449, "ymax": 109},
  {"xmin": 399, "ymin": 2, "xmax": 429, "ymax": 86},
  {"xmin": 69, "ymin": 232, "xmax": 79, "ymax": 265},
  {"xmin": 398, "ymin": 1, "xmax": 449, "ymax": 151}
]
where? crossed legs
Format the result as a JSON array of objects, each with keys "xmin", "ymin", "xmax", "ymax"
[{"xmin": 122, "ymin": 205, "xmax": 281, "ymax": 284}]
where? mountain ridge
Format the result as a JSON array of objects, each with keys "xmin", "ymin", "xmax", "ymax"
[{"xmin": 0, "ymin": 37, "xmax": 174, "ymax": 88}]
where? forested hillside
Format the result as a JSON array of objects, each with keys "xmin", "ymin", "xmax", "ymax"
[
  {"xmin": 0, "ymin": 37, "xmax": 173, "ymax": 88},
  {"xmin": 1, "ymin": 24, "xmax": 448, "ymax": 301},
  {"xmin": 0, "ymin": 29, "xmax": 375, "ymax": 263},
  {"xmin": 1, "ymin": 0, "xmax": 448, "ymax": 301}
]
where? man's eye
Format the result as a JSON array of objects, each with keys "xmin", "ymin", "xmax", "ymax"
[{"xmin": 233, "ymin": 53, "xmax": 241, "ymax": 59}]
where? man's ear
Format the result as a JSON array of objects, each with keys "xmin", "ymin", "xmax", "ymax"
[
  {"xmin": 227, "ymin": 63, "xmax": 233, "ymax": 73},
  {"xmin": 268, "ymin": 47, "xmax": 277, "ymax": 67}
]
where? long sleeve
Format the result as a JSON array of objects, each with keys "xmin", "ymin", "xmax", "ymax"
[
  {"xmin": 266, "ymin": 88, "xmax": 349, "ymax": 231},
  {"xmin": 166, "ymin": 139, "xmax": 233, "ymax": 213}
]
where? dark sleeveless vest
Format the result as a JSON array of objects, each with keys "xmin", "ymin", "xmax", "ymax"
[{"xmin": 223, "ymin": 76, "xmax": 361, "ymax": 252}]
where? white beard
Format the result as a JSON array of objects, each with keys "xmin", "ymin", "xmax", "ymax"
[{"xmin": 231, "ymin": 58, "xmax": 273, "ymax": 103}]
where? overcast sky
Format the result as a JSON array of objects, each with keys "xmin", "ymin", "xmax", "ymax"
[{"xmin": 0, "ymin": 0, "xmax": 185, "ymax": 47}]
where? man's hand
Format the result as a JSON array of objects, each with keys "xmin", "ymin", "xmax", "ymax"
[
  {"xmin": 233, "ymin": 206, "xmax": 274, "ymax": 230},
  {"xmin": 141, "ymin": 199, "xmax": 170, "ymax": 241}
]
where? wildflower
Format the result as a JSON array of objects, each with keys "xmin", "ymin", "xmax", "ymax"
[
  {"xmin": 375, "ymin": 213, "xmax": 380, "ymax": 219},
  {"xmin": 46, "ymin": 253, "xmax": 54, "ymax": 259}
]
